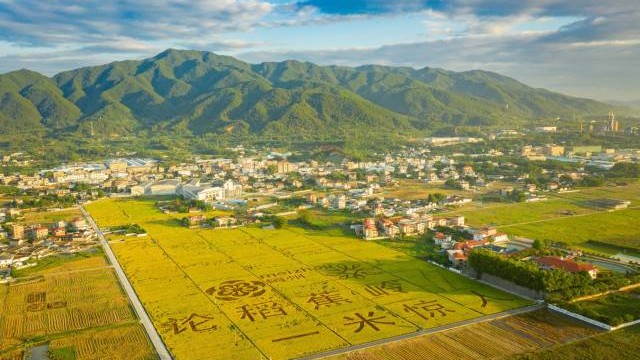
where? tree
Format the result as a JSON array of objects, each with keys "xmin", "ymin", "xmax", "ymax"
[
  {"xmin": 272, "ymin": 216, "xmax": 287, "ymax": 229},
  {"xmin": 559, "ymin": 174, "xmax": 574, "ymax": 187},
  {"xmin": 444, "ymin": 179, "xmax": 462, "ymax": 190},
  {"xmin": 580, "ymin": 175, "xmax": 604, "ymax": 187},
  {"xmin": 427, "ymin": 192, "xmax": 446, "ymax": 204},
  {"xmin": 297, "ymin": 210, "xmax": 311, "ymax": 225},
  {"xmin": 608, "ymin": 163, "xmax": 640, "ymax": 178},
  {"xmin": 532, "ymin": 239, "xmax": 547, "ymax": 251},
  {"xmin": 265, "ymin": 165, "xmax": 277, "ymax": 175},
  {"xmin": 508, "ymin": 189, "xmax": 527, "ymax": 202}
]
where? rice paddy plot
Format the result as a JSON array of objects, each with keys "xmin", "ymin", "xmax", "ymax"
[{"xmin": 86, "ymin": 198, "xmax": 532, "ymax": 360}]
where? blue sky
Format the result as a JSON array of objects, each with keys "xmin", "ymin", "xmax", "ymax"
[{"xmin": 0, "ymin": 0, "xmax": 638, "ymax": 101}]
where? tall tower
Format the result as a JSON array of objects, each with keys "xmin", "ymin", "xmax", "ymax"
[
  {"xmin": 608, "ymin": 111, "xmax": 618, "ymax": 132},
  {"xmin": 579, "ymin": 117, "xmax": 584, "ymax": 133}
]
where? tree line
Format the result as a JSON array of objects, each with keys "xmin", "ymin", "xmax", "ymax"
[{"xmin": 468, "ymin": 249, "xmax": 640, "ymax": 301}]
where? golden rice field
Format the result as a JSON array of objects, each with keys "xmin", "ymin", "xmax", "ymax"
[
  {"xmin": 0, "ymin": 350, "xmax": 22, "ymax": 360},
  {"xmin": 48, "ymin": 324, "xmax": 157, "ymax": 360},
  {"xmin": 0, "ymin": 269, "xmax": 134, "ymax": 350},
  {"xmin": 86, "ymin": 198, "xmax": 532, "ymax": 360},
  {"xmin": 0, "ymin": 253, "xmax": 156, "ymax": 359},
  {"xmin": 329, "ymin": 310, "xmax": 601, "ymax": 360}
]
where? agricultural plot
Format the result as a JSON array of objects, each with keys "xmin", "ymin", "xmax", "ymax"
[
  {"xmin": 37, "ymin": 253, "xmax": 109, "ymax": 274},
  {"xmin": 86, "ymin": 198, "xmax": 531, "ymax": 360},
  {"xmin": 505, "ymin": 209, "xmax": 640, "ymax": 252},
  {"xmin": 329, "ymin": 310, "xmax": 601, "ymax": 360},
  {"xmin": 381, "ymin": 179, "xmax": 461, "ymax": 200},
  {"xmin": 551, "ymin": 181, "xmax": 640, "ymax": 207},
  {"xmin": 0, "ymin": 350, "xmax": 22, "ymax": 360},
  {"xmin": 0, "ymin": 254, "xmax": 156, "ymax": 359},
  {"xmin": 449, "ymin": 182, "xmax": 640, "ymax": 253},
  {"xmin": 48, "ymin": 324, "xmax": 157, "ymax": 360},
  {"xmin": 22, "ymin": 208, "xmax": 83, "ymax": 225},
  {"xmin": 512, "ymin": 323, "xmax": 640, "ymax": 360},
  {"xmin": 11, "ymin": 251, "xmax": 108, "ymax": 278},
  {"xmin": 0, "ymin": 269, "xmax": 134, "ymax": 351},
  {"xmin": 449, "ymin": 197, "xmax": 595, "ymax": 227},
  {"xmin": 562, "ymin": 288, "xmax": 640, "ymax": 326}
]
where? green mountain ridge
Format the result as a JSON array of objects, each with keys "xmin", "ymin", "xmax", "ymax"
[{"xmin": 0, "ymin": 49, "xmax": 627, "ymax": 140}]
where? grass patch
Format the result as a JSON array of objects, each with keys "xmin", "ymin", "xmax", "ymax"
[
  {"xmin": 22, "ymin": 208, "xmax": 83, "ymax": 225},
  {"xmin": 11, "ymin": 250, "xmax": 104, "ymax": 278},
  {"xmin": 49, "ymin": 346, "xmax": 76, "ymax": 360}
]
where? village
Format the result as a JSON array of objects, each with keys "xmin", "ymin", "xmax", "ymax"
[
  {"xmin": 1, "ymin": 138, "xmax": 638, "ymax": 283},
  {"xmin": 0, "ymin": 210, "xmax": 96, "ymax": 278}
]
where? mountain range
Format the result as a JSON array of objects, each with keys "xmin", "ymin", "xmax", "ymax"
[
  {"xmin": 0, "ymin": 49, "xmax": 625, "ymax": 140},
  {"xmin": 608, "ymin": 99, "xmax": 640, "ymax": 110}
]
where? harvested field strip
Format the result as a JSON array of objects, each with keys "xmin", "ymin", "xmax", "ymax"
[
  {"xmin": 48, "ymin": 323, "xmax": 157, "ymax": 360},
  {"xmin": 329, "ymin": 310, "xmax": 602, "ymax": 360},
  {"xmin": 0, "ymin": 268, "xmax": 135, "ymax": 352}
]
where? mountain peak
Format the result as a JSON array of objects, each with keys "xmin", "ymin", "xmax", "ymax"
[
  {"xmin": 4, "ymin": 68, "xmax": 47, "ymax": 77},
  {"xmin": 149, "ymin": 49, "xmax": 246, "ymax": 69},
  {"xmin": 153, "ymin": 48, "xmax": 204, "ymax": 60}
]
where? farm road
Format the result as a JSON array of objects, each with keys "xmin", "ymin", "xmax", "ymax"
[{"xmin": 80, "ymin": 206, "xmax": 173, "ymax": 360}]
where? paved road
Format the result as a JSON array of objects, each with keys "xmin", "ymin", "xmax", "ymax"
[
  {"xmin": 295, "ymin": 303, "xmax": 546, "ymax": 360},
  {"xmin": 80, "ymin": 206, "xmax": 173, "ymax": 360}
]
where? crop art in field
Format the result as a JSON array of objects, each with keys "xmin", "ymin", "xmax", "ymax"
[
  {"xmin": 320, "ymin": 263, "xmax": 381, "ymax": 279},
  {"xmin": 86, "ymin": 199, "xmax": 533, "ymax": 360},
  {"xmin": 307, "ymin": 290, "xmax": 352, "ymax": 309},
  {"xmin": 206, "ymin": 279, "xmax": 267, "ymax": 301},
  {"xmin": 237, "ymin": 301, "xmax": 288, "ymax": 322},
  {"xmin": 344, "ymin": 311, "xmax": 396, "ymax": 332},
  {"xmin": 0, "ymin": 267, "xmax": 143, "ymax": 354},
  {"xmin": 403, "ymin": 300, "xmax": 456, "ymax": 320},
  {"xmin": 163, "ymin": 314, "xmax": 218, "ymax": 334}
]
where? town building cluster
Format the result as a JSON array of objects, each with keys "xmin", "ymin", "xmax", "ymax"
[
  {"xmin": 354, "ymin": 215, "xmax": 465, "ymax": 240},
  {"xmin": 521, "ymin": 144, "xmax": 640, "ymax": 170},
  {"xmin": 0, "ymin": 213, "xmax": 95, "ymax": 273}
]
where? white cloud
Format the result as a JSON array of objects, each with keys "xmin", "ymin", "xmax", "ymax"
[{"xmin": 0, "ymin": 0, "xmax": 275, "ymax": 46}]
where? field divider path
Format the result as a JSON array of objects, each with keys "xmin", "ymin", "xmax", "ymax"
[
  {"xmin": 80, "ymin": 206, "xmax": 173, "ymax": 360},
  {"xmin": 295, "ymin": 303, "xmax": 545, "ymax": 360}
]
